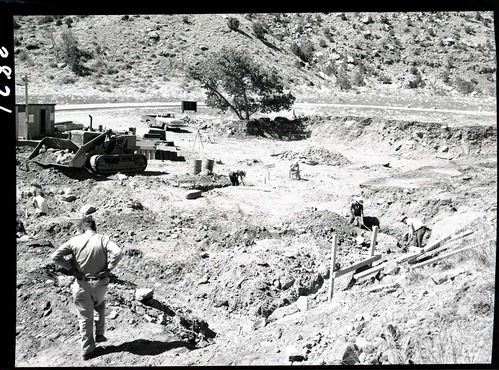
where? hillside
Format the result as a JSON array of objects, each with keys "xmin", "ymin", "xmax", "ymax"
[{"xmin": 12, "ymin": 11, "xmax": 496, "ymax": 106}]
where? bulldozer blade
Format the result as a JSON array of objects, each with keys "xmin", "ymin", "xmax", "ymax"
[{"xmin": 28, "ymin": 137, "xmax": 79, "ymax": 161}]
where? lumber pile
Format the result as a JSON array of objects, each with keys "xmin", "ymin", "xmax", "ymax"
[{"xmin": 353, "ymin": 229, "xmax": 475, "ymax": 280}]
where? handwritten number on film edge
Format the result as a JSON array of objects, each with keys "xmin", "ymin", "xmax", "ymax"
[{"xmin": 0, "ymin": 46, "xmax": 12, "ymax": 113}]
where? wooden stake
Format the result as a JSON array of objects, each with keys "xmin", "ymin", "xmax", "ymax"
[
  {"xmin": 328, "ymin": 234, "xmax": 338, "ymax": 303},
  {"xmin": 369, "ymin": 225, "xmax": 379, "ymax": 257}
]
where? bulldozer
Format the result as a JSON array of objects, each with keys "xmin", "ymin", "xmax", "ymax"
[{"xmin": 28, "ymin": 129, "xmax": 148, "ymax": 175}]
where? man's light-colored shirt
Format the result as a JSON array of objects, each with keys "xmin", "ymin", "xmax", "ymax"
[
  {"xmin": 406, "ymin": 218, "xmax": 425, "ymax": 232},
  {"xmin": 33, "ymin": 195, "xmax": 48, "ymax": 214},
  {"xmin": 51, "ymin": 230, "xmax": 123, "ymax": 278}
]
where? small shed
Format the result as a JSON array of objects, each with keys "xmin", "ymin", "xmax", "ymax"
[{"xmin": 16, "ymin": 103, "xmax": 56, "ymax": 140}]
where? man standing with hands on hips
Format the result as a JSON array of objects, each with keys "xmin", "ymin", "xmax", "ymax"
[{"xmin": 51, "ymin": 216, "xmax": 123, "ymax": 361}]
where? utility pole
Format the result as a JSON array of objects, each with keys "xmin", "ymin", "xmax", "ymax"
[
  {"xmin": 15, "ymin": 73, "xmax": 31, "ymax": 140},
  {"xmin": 22, "ymin": 74, "xmax": 30, "ymax": 139}
]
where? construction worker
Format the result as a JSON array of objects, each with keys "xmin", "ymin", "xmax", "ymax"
[
  {"xmin": 51, "ymin": 216, "xmax": 123, "ymax": 361},
  {"xmin": 32, "ymin": 188, "xmax": 48, "ymax": 217},
  {"xmin": 349, "ymin": 197, "xmax": 364, "ymax": 228},
  {"xmin": 401, "ymin": 215, "xmax": 427, "ymax": 249},
  {"xmin": 229, "ymin": 170, "xmax": 246, "ymax": 186},
  {"xmin": 289, "ymin": 161, "xmax": 300, "ymax": 180}
]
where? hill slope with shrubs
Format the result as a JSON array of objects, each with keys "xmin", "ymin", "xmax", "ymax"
[{"xmin": 12, "ymin": 11, "xmax": 496, "ymax": 105}]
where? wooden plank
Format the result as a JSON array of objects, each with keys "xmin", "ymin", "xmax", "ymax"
[
  {"xmin": 351, "ymin": 282, "xmax": 400, "ymax": 294},
  {"xmin": 406, "ymin": 229, "xmax": 475, "ymax": 263},
  {"xmin": 354, "ymin": 251, "xmax": 419, "ymax": 280},
  {"xmin": 409, "ymin": 244, "xmax": 475, "ymax": 270},
  {"xmin": 421, "ymin": 229, "xmax": 474, "ymax": 254},
  {"xmin": 333, "ymin": 254, "xmax": 382, "ymax": 278},
  {"xmin": 328, "ymin": 235, "xmax": 338, "ymax": 303},
  {"xmin": 353, "ymin": 264, "xmax": 386, "ymax": 280},
  {"xmin": 369, "ymin": 226, "xmax": 379, "ymax": 257},
  {"xmin": 412, "ymin": 239, "xmax": 463, "ymax": 263}
]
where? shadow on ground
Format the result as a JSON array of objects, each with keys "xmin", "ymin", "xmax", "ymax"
[{"xmin": 97, "ymin": 339, "xmax": 196, "ymax": 357}]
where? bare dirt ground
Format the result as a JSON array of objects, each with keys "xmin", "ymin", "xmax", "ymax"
[{"xmin": 15, "ymin": 104, "xmax": 497, "ymax": 366}]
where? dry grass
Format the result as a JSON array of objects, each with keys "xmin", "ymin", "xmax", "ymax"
[
  {"xmin": 454, "ymin": 218, "xmax": 496, "ymax": 272},
  {"xmin": 411, "ymin": 326, "xmax": 490, "ymax": 364}
]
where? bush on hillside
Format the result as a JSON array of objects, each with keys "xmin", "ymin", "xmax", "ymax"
[
  {"xmin": 227, "ymin": 17, "xmax": 240, "ymax": 31},
  {"xmin": 60, "ymin": 29, "xmax": 90, "ymax": 77},
  {"xmin": 186, "ymin": 46, "xmax": 295, "ymax": 120},
  {"xmin": 351, "ymin": 69, "xmax": 365, "ymax": 87},
  {"xmin": 290, "ymin": 41, "xmax": 315, "ymax": 64},
  {"xmin": 454, "ymin": 77, "xmax": 476, "ymax": 94},
  {"xmin": 252, "ymin": 21, "xmax": 267, "ymax": 39},
  {"xmin": 335, "ymin": 66, "xmax": 351, "ymax": 90}
]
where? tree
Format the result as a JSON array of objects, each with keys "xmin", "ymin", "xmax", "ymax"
[{"xmin": 186, "ymin": 47, "xmax": 295, "ymax": 120}]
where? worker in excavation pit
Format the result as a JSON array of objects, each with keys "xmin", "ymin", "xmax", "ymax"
[
  {"xmin": 289, "ymin": 161, "xmax": 301, "ymax": 180},
  {"xmin": 229, "ymin": 170, "xmax": 246, "ymax": 186},
  {"xmin": 31, "ymin": 188, "xmax": 48, "ymax": 217},
  {"xmin": 51, "ymin": 216, "xmax": 123, "ymax": 361},
  {"xmin": 349, "ymin": 197, "xmax": 364, "ymax": 228},
  {"xmin": 401, "ymin": 215, "xmax": 428, "ymax": 249}
]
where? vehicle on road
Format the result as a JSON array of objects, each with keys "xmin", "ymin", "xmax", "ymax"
[
  {"xmin": 54, "ymin": 121, "xmax": 85, "ymax": 134},
  {"xmin": 140, "ymin": 112, "xmax": 186, "ymax": 130}
]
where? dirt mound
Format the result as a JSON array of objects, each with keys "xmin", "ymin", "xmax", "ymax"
[{"xmin": 270, "ymin": 145, "xmax": 351, "ymax": 166}]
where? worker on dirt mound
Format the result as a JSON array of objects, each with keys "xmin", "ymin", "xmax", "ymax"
[
  {"xmin": 229, "ymin": 170, "xmax": 246, "ymax": 186},
  {"xmin": 349, "ymin": 197, "xmax": 365, "ymax": 228},
  {"xmin": 401, "ymin": 215, "xmax": 428, "ymax": 249},
  {"xmin": 51, "ymin": 216, "xmax": 123, "ymax": 361},
  {"xmin": 289, "ymin": 161, "xmax": 301, "ymax": 180},
  {"xmin": 31, "ymin": 188, "xmax": 48, "ymax": 217}
]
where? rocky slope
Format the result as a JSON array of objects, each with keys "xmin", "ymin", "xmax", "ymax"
[{"xmin": 12, "ymin": 11, "xmax": 496, "ymax": 104}]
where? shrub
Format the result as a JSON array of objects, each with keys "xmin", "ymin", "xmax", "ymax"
[
  {"xmin": 60, "ymin": 29, "xmax": 89, "ymax": 76},
  {"xmin": 441, "ymin": 70, "xmax": 450, "ymax": 83},
  {"xmin": 319, "ymin": 39, "xmax": 327, "ymax": 48},
  {"xmin": 408, "ymin": 74, "xmax": 425, "ymax": 88},
  {"xmin": 13, "ymin": 20, "xmax": 21, "ymax": 30},
  {"xmin": 379, "ymin": 74, "xmax": 392, "ymax": 84},
  {"xmin": 454, "ymin": 77, "xmax": 475, "ymax": 94},
  {"xmin": 324, "ymin": 62, "xmax": 336, "ymax": 76},
  {"xmin": 61, "ymin": 76, "xmax": 77, "ymax": 84},
  {"xmin": 323, "ymin": 26, "xmax": 334, "ymax": 42},
  {"xmin": 290, "ymin": 41, "xmax": 315, "ymax": 63},
  {"xmin": 18, "ymin": 50, "xmax": 28, "ymax": 62},
  {"xmin": 351, "ymin": 69, "xmax": 365, "ymax": 86},
  {"xmin": 227, "ymin": 16, "xmax": 240, "ymax": 31},
  {"xmin": 38, "ymin": 16, "xmax": 54, "ymax": 25},
  {"xmin": 252, "ymin": 21, "xmax": 266, "ymax": 39},
  {"xmin": 335, "ymin": 66, "xmax": 351, "ymax": 90}
]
